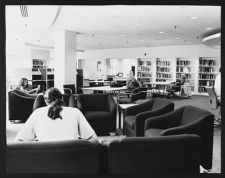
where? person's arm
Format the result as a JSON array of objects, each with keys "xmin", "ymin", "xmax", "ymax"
[
  {"xmin": 76, "ymin": 109, "xmax": 98, "ymax": 141},
  {"xmin": 14, "ymin": 111, "xmax": 37, "ymax": 141}
]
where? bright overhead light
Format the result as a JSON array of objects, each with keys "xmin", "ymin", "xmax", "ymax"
[
  {"xmin": 158, "ymin": 31, "xmax": 164, "ymax": 34},
  {"xmin": 175, "ymin": 37, "xmax": 180, "ymax": 40},
  {"xmin": 190, "ymin": 16, "xmax": 198, "ymax": 20},
  {"xmin": 136, "ymin": 23, "xmax": 142, "ymax": 26},
  {"xmin": 140, "ymin": 39, "xmax": 145, "ymax": 41},
  {"xmin": 205, "ymin": 27, "xmax": 213, "ymax": 30},
  {"xmin": 119, "ymin": 34, "xmax": 125, "ymax": 37}
]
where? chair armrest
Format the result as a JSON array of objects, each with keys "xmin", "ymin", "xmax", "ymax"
[
  {"xmin": 64, "ymin": 88, "xmax": 73, "ymax": 94},
  {"xmin": 107, "ymin": 94, "xmax": 116, "ymax": 114},
  {"xmin": 135, "ymin": 103, "xmax": 174, "ymax": 136},
  {"xmin": 144, "ymin": 107, "xmax": 184, "ymax": 131},
  {"xmin": 160, "ymin": 114, "xmax": 214, "ymax": 136},
  {"xmin": 125, "ymin": 99, "xmax": 154, "ymax": 117}
]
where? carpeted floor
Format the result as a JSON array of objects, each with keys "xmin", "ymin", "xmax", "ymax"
[{"xmin": 6, "ymin": 95, "xmax": 221, "ymax": 173}]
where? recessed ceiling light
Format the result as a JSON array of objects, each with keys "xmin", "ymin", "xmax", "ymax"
[
  {"xmin": 190, "ymin": 16, "xmax": 198, "ymax": 20},
  {"xmin": 155, "ymin": 44, "xmax": 160, "ymax": 46},
  {"xmin": 140, "ymin": 39, "xmax": 145, "ymax": 41},
  {"xmin": 158, "ymin": 31, "xmax": 164, "ymax": 34},
  {"xmin": 175, "ymin": 37, "xmax": 180, "ymax": 40},
  {"xmin": 136, "ymin": 23, "xmax": 142, "ymax": 26},
  {"xmin": 119, "ymin": 34, "xmax": 125, "ymax": 37},
  {"xmin": 205, "ymin": 27, "xmax": 213, "ymax": 30}
]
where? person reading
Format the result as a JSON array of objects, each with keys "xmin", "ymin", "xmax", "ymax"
[
  {"xmin": 15, "ymin": 87, "xmax": 98, "ymax": 142},
  {"xmin": 17, "ymin": 78, "xmax": 41, "ymax": 95}
]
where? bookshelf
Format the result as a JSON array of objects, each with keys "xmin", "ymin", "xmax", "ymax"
[
  {"xmin": 198, "ymin": 57, "xmax": 220, "ymax": 94},
  {"xmin": 32, "ymin": 59, "xmax": 54, "ymax": 91},
  {"xmin": 176, "ymin": 57, "xmax": 196, "ymax": 92},
  {"xmin": 137, "ymin": 58, "xmax": 152, "ymax": 84},
  {"xmin": 156, "ymin": 58, "xmax": 173, "ymax": 82}
]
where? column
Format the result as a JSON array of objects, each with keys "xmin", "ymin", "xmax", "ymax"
[{"xmin": 54, "ymin": 30, "xmax": 77, "ymax": 92}]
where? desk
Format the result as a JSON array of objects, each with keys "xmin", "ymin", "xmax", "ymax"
[
  {"xmin": 89, "ymin": 80, "xmax": 111, "ymax": 86},
  {"xmin": 146, "ymin": 81, "xmax": 172, "ymax": 97},
  {"xmin": 83, "ymin": 86, "xmax": 127, "ymax": 93}
]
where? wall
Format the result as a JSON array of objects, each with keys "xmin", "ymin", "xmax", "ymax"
[{"xmin": 77, "ymin": 44, "xmax": 220, "ymax": 79}]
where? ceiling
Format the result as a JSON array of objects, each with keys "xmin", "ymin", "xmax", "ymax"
[{"xmin": 5, "ymin": 5, "xmax": 221, "ymax": 50}]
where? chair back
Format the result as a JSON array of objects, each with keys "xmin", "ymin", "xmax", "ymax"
[
  {"xmin": 152, "ymin": 98, "xmax": 174, "ymax": 110},
  {"xmin": 181, "ymin": 105, "xmax": 212, "ymax": 125},
  {"xmin": 108, "ymin": 134, "xmax": 201, "ymax": 173},
  {"xmin": 8, "ymin": 89, "xmax": 36, "ymax": 122},
  {"xmin": 7, "ymin": 140, "xmax": 100, "ymax": 173},
  {"xmin": 63, "ymin": 84, "xmax": 76, "ymax": 94},
  {"xmin": 205, "ymin": 86, "xmax": 219, "ymax": 109}
]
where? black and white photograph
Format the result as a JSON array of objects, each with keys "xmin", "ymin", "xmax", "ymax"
[{"xmin": 4, "ymin": 4, "xmax": 221, "ymax": 175}]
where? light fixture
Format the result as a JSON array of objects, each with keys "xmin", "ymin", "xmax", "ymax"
[
  {"xmin": 136, "ymin": 23, "xmax": 142, "ymax": 26},
  {"xmin": 140, "ymin": 39, "xmax": 145, "ymax": 41},
  {"xmin": 158, "ymin": 31, "xmax": 164, "ymax": 34},
  {"xmin": 205, "ymin": 27, "xmax": 213, "ymax": 30},
  {"xmin": 175, "ymin": 37, "xmax": 180, "ymax": 40},
  {"xmin": 119, "ymin": 34, "xmax": 125, "ymax": 37},
  {"xmin": 190, "ymin": 16, "xmax": 198, "ymax": 20}
]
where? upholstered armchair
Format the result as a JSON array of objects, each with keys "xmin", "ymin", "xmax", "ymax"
[
  {"xmin": 123, "ymin": 98, "xmax": 174, "ymax": 137},
  {"xmin": 76, "ymin": 94, "xmax": 117, "ymax": 136},
  {"xmin": 144, "ymin": 105, "xmax": 214, "ymax": 170},
  {"xmin": 32, "ymin": 93, "xmax": 77, "ymax": 111},
  {"xmin": 107, "ymin": 134, "xmax": 201, "ymax": 173},
  {"xmin": 8, "ymin": 89, "xmax": 37, "ymax": 123},
  {"xmin": 7, "ymin": 140, "xmax": 100, "ymax": 173},
  {"xmin": 117, "ymin": 88, "xmax": 144, "ymax": 104}
]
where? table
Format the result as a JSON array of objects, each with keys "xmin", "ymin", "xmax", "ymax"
[
  {"xmin": 82, "ymin": 86, "xmax": 127, "ymax": 93},
  {"xmin": 145, "ymin": 81, "xmax": 172, "ymax": 97},
  {"xmin": 88, "ymin": 80, "xmax": 111, "ymax": 86},
  {"xmin": 117, "ymin": 103, "xmax": 138, "ymax": 131}
]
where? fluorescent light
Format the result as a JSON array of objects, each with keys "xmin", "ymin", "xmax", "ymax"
[
  {"xmin": 190, "ymin": 16, "xmax": 198, "ymax": 20},
  {"xmin": 136, "ymin": 23, "xmax": 142, "ymax": 26},
  {"xmin": 119, "ymin": 34, "xmax": 125, "ymax": 37},
  {"xmin": 175, "ymin": 37, "xmax": 180, "ymax": 40},
  {"xmin": 205, "ymin": 27, "xmax": 213, "ymax": 30},
  {"xmin": 140, "ymin": 39, "xmax": 145, "ymax": 41},
  {"xmin": 158, "ymin": 31, "xmax": 164, "ymax": 34}
]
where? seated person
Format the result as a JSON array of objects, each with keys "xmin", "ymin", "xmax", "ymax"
[
  {"xmin": 17, "ymin": 78, "xmax": 41, "ymax": 95},
  {"xmin": 167, "ymin": 74, "xmax": 190, "ymax": 98},
  {"xmin": 126, "ymin": 70, "xmax": 142, "ymax": 90},
  {"xmin": 14, "ymin": 87, "xmax": 98, "ymax": 142}
]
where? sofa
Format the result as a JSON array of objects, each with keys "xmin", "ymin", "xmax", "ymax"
[
  {"xmin": 6, "ymin": 140, "xmax": 100, "ymax": 173},
  {"xmin": 104, "ymin": 134, "xmax": 201, "ymax": 173},
  {"xmin": 76, "ymin": 94, "xmax": 117, "ymax": 136},
  {"xmin": 144, "ymin": 105, "xmax": 214, "ymax": 170},
  {"xmin": 8, "ymin": 89, "xmax": 37, "ymax": 123},
  {"xmin": 123, "ymin": 98, "xmax": 174, "ymax": 136}
]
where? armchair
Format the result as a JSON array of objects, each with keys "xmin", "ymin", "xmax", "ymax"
[
  {"xmin": 123, "ymin": 98, "xmax": 174, "ymax": 136},
  {"xmin": 107, "ymin": 134, "xmax": 201, "ymax": 173},
  {"xmin": 8, "ymin": 89, "xmax": 37, "ymax": 123},
  {"xmin": 117, "ymin": 87, "xmax": 143, "ymax": 104},
  {"xmin": 33, "ymin": 93, "xmax": 77, "ymax": 111},
  {"xmin": 7, "ymin": 140, "xmax": 100, "ymax": 173},
  {"xmin": 144, "ymin": 105, "xmax": 214, "ymax": 170},
  {"xmin": 76, "ymin": 94, "xmax": 117, "ymax": 136}
]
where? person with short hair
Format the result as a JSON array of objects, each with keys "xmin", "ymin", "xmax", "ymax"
[
  {"xmin": 126, "ymin": 70, "xmax": 142, "ymax": 89},
  {"xmin": 15, "ymin": 87, "xmax": 98, "ymax": 142}
]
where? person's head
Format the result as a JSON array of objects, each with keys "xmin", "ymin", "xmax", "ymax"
[
  {"xmin": 128, "ymin": 70, "xmax": 134, "ymax": 78},
  {"xmin": 18, "ymin": 78, "xmax": 28, "ymax": 88},
  {"xmin": 43, "ymin": 87, "xmax": 64, "ymax": 120},
  {"xmin": 181, "ymin": 74, "xmax": 187, "ymax": 79}
]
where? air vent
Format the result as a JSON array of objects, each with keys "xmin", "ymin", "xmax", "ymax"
[{"xmin": 20, "ymin": 5, "xmax": 28, "ymax": 18}]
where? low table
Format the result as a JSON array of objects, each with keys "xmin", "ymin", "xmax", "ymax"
[{"xmin": 117, "ymin": 103, "xmax": 138, "ymax": 135}]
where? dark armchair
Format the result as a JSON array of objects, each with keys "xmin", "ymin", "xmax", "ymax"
[
  {"xmin": 7, "ymin": 140, "xmax": 100, "ymax": 173},
  {"xmin": 32, "ymin": 93, "xmax": 77, "ymax": 111},
  {"xmin": 8, "ymin": 89, "xmax": 37, "ymax": 123},
  {"xmin": 76, "ymin": 94, "xmax": 117, "ymax": 136},
  {"xmin": 123, "ymin": 98, "xmax": 174, "ymax": 137},
  {"xmin": 144, "ymin": 105, "xmax": 214, "ymax": 170},
  {"xmin": 107, "ymin": 134, "xmax": 201, "ymax": 173}
]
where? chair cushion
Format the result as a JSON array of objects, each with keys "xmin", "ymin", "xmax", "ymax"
[
  {"xmin": 124, "ymin": 116, "xmax": 136, "ymax": 129},
  {"xmin": 85, "ymin": 111, "xmax": 111, "ymax": 121},
  {"xmin": 144, "ymin": 128, "xmax": 163, "ymax": 137},
  {"xmin": 81, "ymin": 95, "xmax": 107, "ymax": 111},
  {"xmin": 152, "ymin": 98, "xmax": 172, "ymax": 110},
  {"xmin": 118, "ymin": 97, "xmax": 132, "ymax": 104}
]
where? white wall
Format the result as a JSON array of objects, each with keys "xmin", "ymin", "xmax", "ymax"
[{"xmin": 77, "ymin": 44, "xmax": 220, "ymax": 79}]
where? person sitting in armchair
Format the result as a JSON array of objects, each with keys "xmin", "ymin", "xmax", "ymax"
[{"xmin": 17, "ymin": 78, "xmax": 41, "ymax": 95}]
